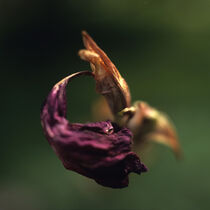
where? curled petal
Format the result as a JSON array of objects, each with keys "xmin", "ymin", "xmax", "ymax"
[
  {"xmin": 41, "ymin": 71, "xmax": 147, "ymax": 188},
  {"xmin": 78, "ymin": 31, "xmax": 131, "ymax": 115}
]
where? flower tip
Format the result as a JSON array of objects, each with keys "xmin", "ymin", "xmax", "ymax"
[
  {"xmin": 81, "ymin": 30, "xmax": 93, "ymax": 41},
  {"xmin": 81, "ymin": 30, "xmax": 88, "ymax": 36},
  {"xmin": 81, "ymin": 30, "xmax": 90, "ymax": 43}
]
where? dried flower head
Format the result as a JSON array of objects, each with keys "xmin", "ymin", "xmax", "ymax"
[{"xmin": 41, "ymin": 31, "xmax": 181, "ymax": 189}]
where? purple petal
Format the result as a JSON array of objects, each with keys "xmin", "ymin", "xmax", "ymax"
[{"xmin": 41, "ymin": 71, "xmax": 147, "ymax": 188}]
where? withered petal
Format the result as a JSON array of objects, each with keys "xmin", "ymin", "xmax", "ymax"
[
  {"xmin": 126, "ymin": 102, "xmax": 182, "ymax": 159},
  {"xmin": 40, "ymin": 71, "xmax": 147, "ymax": 188},
  {"xmin": 78, "ymin": 31, "xmax": 131, "ymax": 115}
]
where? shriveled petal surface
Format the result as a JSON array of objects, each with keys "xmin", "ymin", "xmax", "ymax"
[{"xmin": 41, "ymin": 71, "xmax": 147, "ymax": 188}]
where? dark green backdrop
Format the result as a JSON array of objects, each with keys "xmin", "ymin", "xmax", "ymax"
[{"xmin": 1, "ymin": 0, "xmax": 210, "ymax": 209}]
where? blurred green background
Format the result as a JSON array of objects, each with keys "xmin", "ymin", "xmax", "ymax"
[{"xmin": 1, "ymin": 0, "xmax": 210, "ymax": 209}]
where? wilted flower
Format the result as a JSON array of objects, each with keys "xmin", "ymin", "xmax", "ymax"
[
  {"xmin": 41, "ymin": 31, "xmax": 181, "ymax": 189},
  {"xmin": 41, "ymin": 71, "xmax": 147, "ymax": 188}
]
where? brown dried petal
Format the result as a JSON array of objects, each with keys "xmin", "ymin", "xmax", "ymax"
[{"xmin": 78, "ymin": 31, "xmax": 131, "ymax": 115}]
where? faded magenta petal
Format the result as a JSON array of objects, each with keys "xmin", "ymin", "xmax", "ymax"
[{"xmin": 40, "ymin": 71, "xmax": 147, "ymax": 188}]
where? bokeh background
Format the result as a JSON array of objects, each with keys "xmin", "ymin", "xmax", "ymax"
[{"xmin": 1, "ymin": 0, "xmax": 210, "ymax": 209}]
